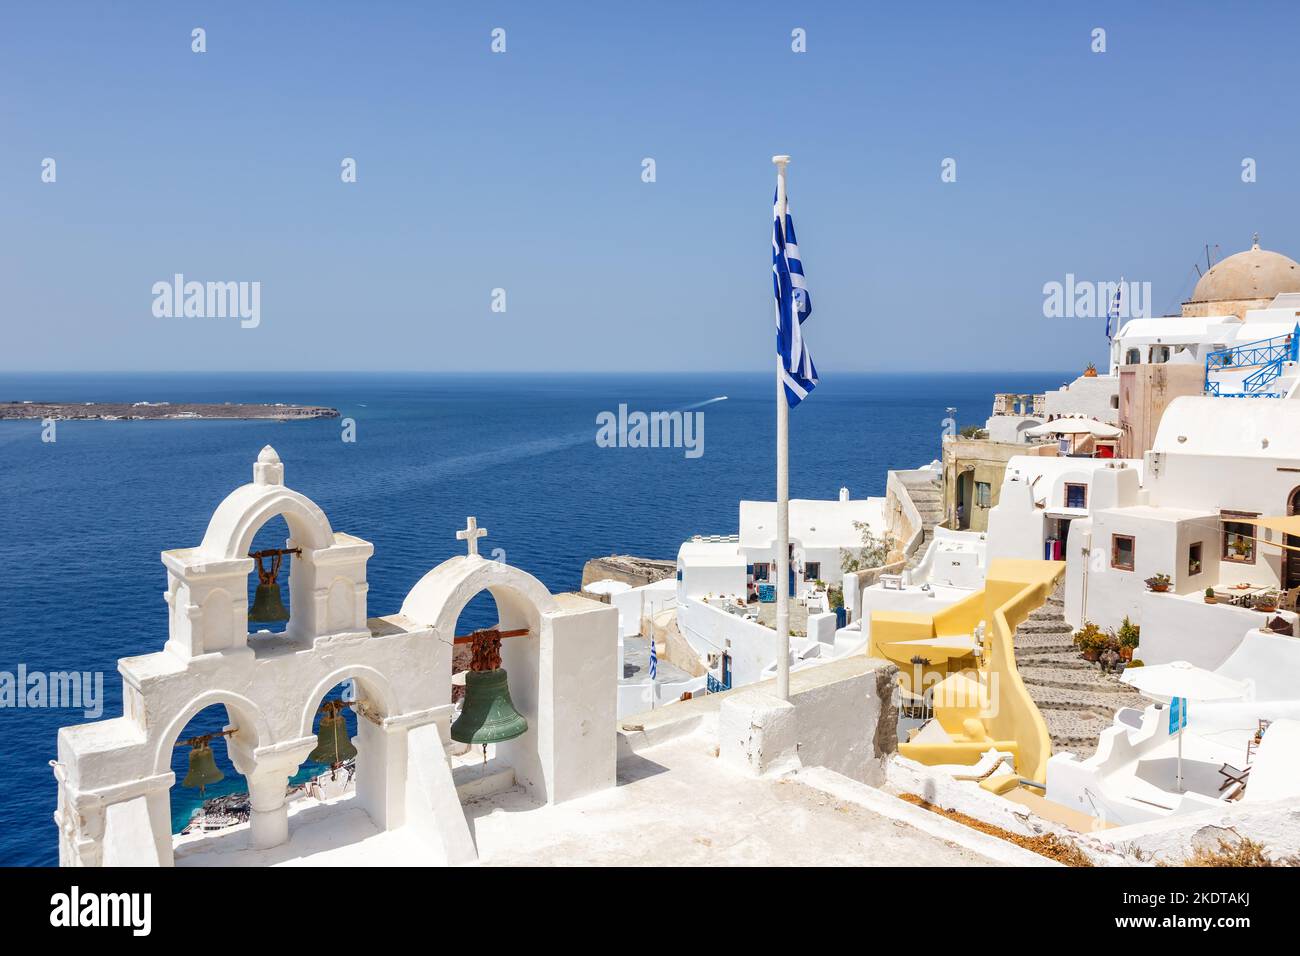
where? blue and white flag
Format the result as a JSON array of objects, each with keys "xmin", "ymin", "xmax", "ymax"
[
  {"xmin": 648, "ymin": 635, "xmax": 657, "ymax": 680},
  {"xmin": 1106, "ymin": 277, "xmax": 1124, "ymax": 341},
  {"xmin": 773, "ymin": 191, "xmax": 818, "ymax": 406}
]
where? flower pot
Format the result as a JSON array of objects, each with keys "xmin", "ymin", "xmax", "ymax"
[
  {"xmin": 1205, "ymin": 596, "xmax": 1217, "ymax": 604},
  {"xmin": 1120, "ymin": 646, "xmax": 1133, "ymax": 661},
  {"xmin": 1082, "ymin": 648, "xmax": 1100, "ymax": 662},
  {"xmin": 1149, "ymin": 585, "xmax": 1169, "ymax": 593}
]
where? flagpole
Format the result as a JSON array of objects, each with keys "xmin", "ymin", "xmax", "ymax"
[{"xmin": 773, "ymin": 154, "xmax": 791, "ymax": 702}]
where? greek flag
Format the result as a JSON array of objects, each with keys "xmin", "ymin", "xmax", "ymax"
[
  {"xmin": 773, "ymin": 191, "xmax": 818, "ymax": 406},
  {"xmin": 1106, "ymin": 277, "xmax": 1124, "ymax": 341},
  {"xmin": 648, "ymin": 635, "xmax": 657, "ymax": 680}
]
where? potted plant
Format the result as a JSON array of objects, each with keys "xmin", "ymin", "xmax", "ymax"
[
  {"xmin": 828, "ymin": 584, "xmax": 847, "ymax": 628},
  {"xmin": 1116, "ymin": 616, "xmax": 1140, "ymax": 661},
  {"xmin": 1073, "ymin": 621, "xmax": 1106, "ymax": 662},
  {"xmin": 1205, "ymin": 587, "xmax": 1217, "ymax": 604},
  {"xmin": 1145, "ymin": 573, "xmax": 1171, "ymax": 593},
  {"xmin": 1083, "ymin": 362, "xmax": 1098, "ymax": 378},
  {"xmin": 1256, "ymin": 590, "xmax": 1279, "ymax": 613}
]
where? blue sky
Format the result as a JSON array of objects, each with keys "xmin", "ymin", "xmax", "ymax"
[{"xmin": 2, "ymin": 1, "xmax": 1298, "ymax": 373}]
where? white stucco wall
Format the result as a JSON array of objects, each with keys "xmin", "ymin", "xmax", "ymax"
[{"xmin": 676, "ymin": 597, "xmax": 780, "ymax": 688}]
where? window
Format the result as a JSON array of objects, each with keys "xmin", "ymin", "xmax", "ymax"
[
  {"xmin": 803, "ymin": 561, "xmax": 821, "ymax": 581},
  {"xmin": 752, "ymin": 562, "xmax": 770, "ymax": 582},
  {"xmin": 1065, "ymin": 483, "xmax": 1087, "ymax": 509},
  {"xmin": 1188, "ymin": 542, "xmax": 1203, "ymax": 577},
  {"xmin": 975, "ymin": 481, "xmax": 992, "ymax": 507},
  {"xmin": 1111, "ymin": 534, "xmax": 1135, "ymax": 571},
  {"xmin": 1125, "ymin": 348, "xmax": 1141, "ymax": 365},
  {"xmin": 1222, "ymin": 512, "xmax": 1258, "ymax": 564}
]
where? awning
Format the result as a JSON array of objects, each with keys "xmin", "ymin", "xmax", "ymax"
[
  {"xmin": 1023, "ymin": 416, "xmax": 1122, "ymax": 439},
  {"xmin": 1246, "ymin": 515, "xmax": 1300, "ymax": 537}
]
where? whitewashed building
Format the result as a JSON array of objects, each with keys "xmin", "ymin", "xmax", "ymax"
[
  {"xmin": 986, "ymin": 455, "xmax": 1144, "ymax": 563},
  {"xmin": 1062, "ymin": 396, "xmax": 1300, "ymax": 664},
  {"xmin": 676, "ymin": 491, "xmax": 885, "ymax": 604},
  {"xmin": 673, "ymin": 490, "xmax": 886, "ymax": 689}
]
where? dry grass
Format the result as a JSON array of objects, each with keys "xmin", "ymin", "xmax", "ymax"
[
  {"xmin": 1178, "ymin": 836, "xmax": 1299, "ymax": 868},
  {"xmin": 898, "ymin": 793, "xmax": 1093, "ymax": 866}
]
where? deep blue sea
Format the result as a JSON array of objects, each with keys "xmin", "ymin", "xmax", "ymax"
[{"xmin": 0, "ymin": 370, "xmax": 1069, "ymax": 865}]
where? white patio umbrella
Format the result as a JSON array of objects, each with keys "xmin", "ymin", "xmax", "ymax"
[
  {"xmin": 1121, "ymin": 660, "xmax": 1250, "ymax": 791},
  {"xmin": 1023, "ymin": 416, "xmax": 1122, "ymax": 439},
  {"xmin": 1120, "ymin": 660, "xmax": 1250, "ymax": 703}
]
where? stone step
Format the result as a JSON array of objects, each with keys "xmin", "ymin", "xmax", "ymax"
[
  {"xmin": 1021, "ymin": 674, "xmax": 1136, "ymax": 695},
  {"xmin": 1013, "ymin": 636, "xmax": 1077, "ymax": 652},
  {"xmin": 1025, "ymin": 682, "xmax": 1150, "ymax": 713},
  {"xmin": 1016, "ymin": 621, "xmax": 1072, "ymax": 635},
  {"xmin": 1023, "ymin": 605, "xmax": 1067, "ymax": 619},
  {"xmin": 1043, "ymin": 712, "xmax": 1108, "ymax": 757},
  {"xmin": 1025, "ymin": 608, "xmax": 1066, "ymax": 623},
  {"xmin": 1015, "ymin": 655, "xmax": 1094, "ymax": 672}
]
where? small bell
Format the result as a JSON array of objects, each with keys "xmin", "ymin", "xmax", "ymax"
[
  {"xmin": 308, "ymin": 702, "xmax": 358, "ymax": 766},
  {"xmin": 181, "ymin": 739, "xmax": 224, "ymax": 793},
  {"xmin": 248, "ymin": 550, "xmax": 291, "ymax": 623}
]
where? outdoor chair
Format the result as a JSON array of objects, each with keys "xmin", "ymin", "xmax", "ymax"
[{"xmin": 1218, "ymin": 762, "xmax": 1250, "ymax": 793}]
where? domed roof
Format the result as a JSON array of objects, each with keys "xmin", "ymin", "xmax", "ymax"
[{"xmin": 1189, "ymin": 234, "xmax": 1300, "ymax": 303}]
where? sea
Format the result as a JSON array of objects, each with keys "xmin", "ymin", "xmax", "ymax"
[{"xmin": 0, "ymin": 370, "xmax": 1070, "ymax": 865}]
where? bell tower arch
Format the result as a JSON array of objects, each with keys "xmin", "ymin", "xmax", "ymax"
[{"xmin": 162, "ymin": 446, "xmax": 373, "ymax": 658}]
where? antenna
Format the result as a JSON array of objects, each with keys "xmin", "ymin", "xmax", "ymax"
[{"xmin": 1205, "ymin": 244, "xmax": 1212, "ymax": 271}]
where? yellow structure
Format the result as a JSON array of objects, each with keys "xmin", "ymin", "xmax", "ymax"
[{"xmin": 869, "ymin": 559, "xmax": 1065, "ymax": 784}]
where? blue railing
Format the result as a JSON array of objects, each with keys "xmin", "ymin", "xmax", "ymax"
[{"xmin": 1204, "ymin": 324, "xmax": 1299, "ymax": 397}]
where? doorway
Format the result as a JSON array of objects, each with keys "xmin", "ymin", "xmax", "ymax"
[{"xmin": 1288, "ymin": 487, "xmax": 1300, "ymax": 589}]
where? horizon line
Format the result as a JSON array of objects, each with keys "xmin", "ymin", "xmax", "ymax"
[{"xmin": 0, "ymin": 368, "xmax": 1081, "ymax": 377}]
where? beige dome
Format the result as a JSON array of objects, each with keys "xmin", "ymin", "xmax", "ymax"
[{"xmin": 1188, "ymin": 235, "xmax": 1300, "ymax": 304}]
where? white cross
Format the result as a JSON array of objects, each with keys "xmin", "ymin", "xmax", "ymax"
[{"xmin": 457, "ymin": 516, "xmax": 488, "ymax": 557}]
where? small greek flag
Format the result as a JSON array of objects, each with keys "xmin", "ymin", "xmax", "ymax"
[
  {"xmin": 773, "ymin": 191, "xmax": 818, "ymax": 406},
  {"xmin": 1106, "ymin": 277, "xmax": 1124, "ymax": 341},
  {"xmin": 648, "ymin": 635, "xmax": 658, "ymax": 680}
]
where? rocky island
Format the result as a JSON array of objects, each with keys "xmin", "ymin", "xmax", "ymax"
[{"xmin": 1, "ymin": 401, "xmax": 339, "ymax": 421}]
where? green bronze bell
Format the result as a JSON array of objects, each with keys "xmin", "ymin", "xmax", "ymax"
[
  {"xmin": 182, "ymin": 740, "xmax": 224, "ymax": 792},
  {"xmin": 308, "ymin": 704, "xmax": 358, "ymax": 766},
  {"xmin": 451, "ymin": 668, "xmax": 528, "ymax": 745},
  {"xmin": 248, "ymin": 549, "xmax": 291, "ymax": 623}
]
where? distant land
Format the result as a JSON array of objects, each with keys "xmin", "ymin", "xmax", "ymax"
[{"xmin": 0, "ymin": 401, "xmax": 339, "ymax": 421}]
